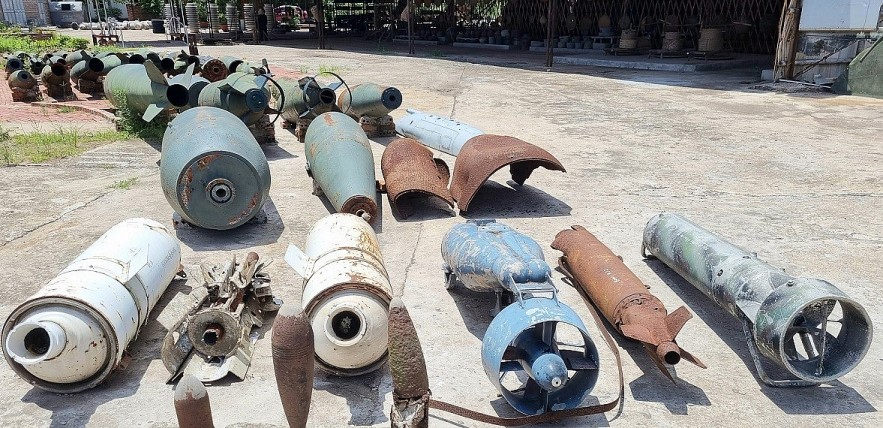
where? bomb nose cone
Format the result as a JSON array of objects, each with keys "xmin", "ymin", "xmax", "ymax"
[
  {"xmin": 531, "ymin": 352, "xmax": 569, "ymax": 392},
  {"xmin": 174, "ymin": 374, "xmax": 215, "ymax": 428}
]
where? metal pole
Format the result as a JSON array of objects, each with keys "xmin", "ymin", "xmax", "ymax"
[
  {"xmin": 407, "ymin": 0, "xmax": 414, "ymax": 55},
  {"xmin": 545, "ymin": 0, "xmax": 555, "ymax": 69},
  {"xmin": 317, "ymin": 0, "xmax": 325, "ymax": 49}
]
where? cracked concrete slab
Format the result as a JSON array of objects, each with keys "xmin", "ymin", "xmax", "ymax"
[{"xmin": 0, "ymin": 35, "xmax": 882, "ymax": 428}]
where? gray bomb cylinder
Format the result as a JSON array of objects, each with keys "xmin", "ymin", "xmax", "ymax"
[
  {"xmin": 168, "ymin": 72, "xmax": 210, "ymax": 111},
  {"xmin": 275, "ymin": 76, "xmax": 337, "ymax": 122},
  {"xmin": 103, "ymin": 62, "xmax": 192, "ymax": 121},
  {"xmin": 8, "ymin": 70, "xmax": 37, "ymax": 90},
  {"xmin": 1, "ymin": 218, "xmax": 181, "ymax": 393},
  {"xmin": 304, "ymin": 112, "xmax": 378, "ymax": 223},
  {"xmin": 160, "ymin": 107, "xmax": 271, "ymax": 230},
  {"xmin": 41, "ymin": 63, "xmax": 70, "ymax": 87},
  {"xmin": 71, "ymin": 57, "xmax": 104, "ymax": 84},
  {"xmin": 337, "ymin": 83, "xmax": 402, "ymax": 118},
  {"xmin": 197, "ymin": 72, "xmax": 270, "ymax": 125},
  {"xmin": 642, "ymin": 213, "xmax": 873, "ymax": 386}
]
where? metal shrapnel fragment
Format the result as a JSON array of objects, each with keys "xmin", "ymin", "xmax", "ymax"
[{"xmin": 381, "ymin": 138, "xmax": 454, "ymax": 218}]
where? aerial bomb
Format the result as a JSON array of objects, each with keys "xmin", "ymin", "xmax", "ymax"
[
  {"xmin": 160, "ymin": 107, "xmax": 270, "ymax": 230},
  {"xmin": 5, "ymin": 56, "xmax": 24, "ymax": 74},
  {"xmin": 272, "ymin": 305, "xmax": 314, "ymax": 428},
  {"xmin": 285, "ymin": 213, "xmax": 392, "ymax": 376},
  {"xmin": 275, "ymin": 76, "xmax": 337, "ymax": 122},
  {"xmin": 41, "ymin": 63, "xmax": 70, "ymax": 86},
  {"xmin": 98, "ymin": 53, "xmax": 128, "ymax": 75},
  {"xmin": 304, "ymin": 112, "xmax": 378, "ymax": 223},
  {"xmin": 104, "ymin": 62, "xmax": 192, "ymax": 121},
  {"xmin": 168, "ymin": 71, "xmax": 210, "ymax": 111},
  {"xmin": 197, "ymin": 72, "xmax": 271, "ymax": 125},
  {"xmin": 70, "ymin": 57, "xmax": 104, "ymax": 85},
  {"xmin": 1, "ymin": 218, "xmax": 181, "ymax": 393},
  {"xmin": 442, "ymin": 220, "xmax": 600, "ymax": 414},
  {"xmin": 642, "ymin": 213, "xmax": 873, "ymax": 386},
  {"xmin": 8, "ymin": 70, "xmax": 37, "ymax": 90},
  {"xmin": 200, "ymin": 58, "xmax": 228, "ymax": 82},
  {"xmin": 552, "ymin": 225, "xmax": 705, "ymax": 380},
  {"xmin": 337, "ymin": 83, "xmax": 402, "ymax": 118}
]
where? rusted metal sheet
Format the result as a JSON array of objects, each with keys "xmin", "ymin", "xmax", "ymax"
[
  {"xmin": 551, "ymin": 225, "xmax": 705, "ymax": 381},
  {"xmin": 381, "ymin": 138, "xmax": 453, "ymax": 218},
  {"xmin": 388, "ymin": 298, "xmax": 429, "ymax": 428},
  {"xmin": 304, "ymin": 112, "xmax": 378, "ymax": 223},
  {"xmin": 160, "ymin": 107, "xmax": 271, "ymax": 230},
  {"xmin": 2, "ymin": 219, "xmax": 181, "ymax": 393},
  {"xmin": 200, "ymin": 58, "xmax": 229, "ymax": 82},
  {"xmin": 161, "ymin": 252, "xmax": 280, "ymax": 382},
  {"xmin": 285, "ymin": 213, "xmax": 392, "ymax": 376},
  {"xmin": 643, "ymin": 213, "xmax": 873, "ymax": 386},
  {"xmin": 450, "ymin": 135, "xmax": 565, "ymax": 211},
  {"xmin": 174, "ymin": 374, "xmax": 215, "ymax": 428},
  {"xmin": 337, "ymin": 83, "xmax": 402, "ymax": 118},
  {"xmin": 272, "ymin": 304, "xmax": 314, "ymax": 428}
]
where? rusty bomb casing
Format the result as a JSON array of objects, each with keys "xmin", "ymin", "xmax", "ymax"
[
  {"xmin": 551, "ymin": 225, "xmax": 705, "ymax": 380},
  {"xmin": 337, "ymin": 83, "xmax": 402, "ymax": 118},
  {"xmin": 160, "ymin": 107, "xmax": 271, "ymax": 230},
  {"xmin": 197, "ymin": 72, "xmax": 271, "ymax": 126},
  {"xmin": 285, "ymin": 213, "xmax": 393, "ymax": 376},
  {"xmin": 70, "ymin": 57, "xmax": 104, "ymax": 85},
  {"xmin": 396, "ymin": 109, "xmax": 566, "ymax": 212},
  {"xmin": 2, "ymin": 219, "xmax": 181, "ymax": 393},
  {"xmin": 442, "ymin": 219, "xmax": 601, "ymax": 415},
  {"xmin": 388, "ymin": 298, "xmax": 430, "ymax": 428},
  {"xmin": 304, "ymin": 112, "xmax": 378, "ymax": 223},
  {"xmin": 272, "ymin": 304, "xmax": 315, "ymax": 428},
  {"xmin": 104, "ymin": 62, "xmax": 192, "ymax": 121},
  {"xmin": 274, "ymin": 76, "xmax": 337, "ymax": 122},
  {"xmin": 8, "ymin": 69, "xmax": 37, "ymax": 90},
  {"xmin": 380, "ymin": 138, "xmax": 454, "ymax": 218},
  {"xmin": 200, "ymin": 58, "xmax": 229, "ymax": 82},
  {"xmin": 174, "ymin": 374, "xmax": 215, "ymax": 428},
  {"xmin": 642, "ymin": 213, "xmax": 873, "ymax": 386},
  {"xmin": 41, "ymin": 63, "xmax": 70, "ymax": 87}
]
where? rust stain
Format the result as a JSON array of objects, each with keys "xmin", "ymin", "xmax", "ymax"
[
  {"xmin": 450, "ymin": 135, "xmax": 566, "ymax": 212},
  {"xmin": 272, "ymin": 306, "xmax": 314, "ymax": 428},
  {"xmin": 196, "ymin": 154, "xmax": 221, "ymax": 170},
  {"xmin": 551, "ymin": 225, "xmax": 706, "ymax": 378},
  {"xmin": 180, "ymin": 168, "xmax": 194, "ymax": 208},
  {"xmin": 228, "ymin": 193, "xmax": 259, "ymax": 225},
  {"xmin": 323, "ymin": 113, "xmax": 336, "ymax": 125},
  {"xmin": 380, "ymin": 138, "xmax": 454, "ymax": 218}
]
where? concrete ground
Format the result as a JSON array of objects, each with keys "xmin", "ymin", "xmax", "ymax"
[{"xmin": 1, "ymin": 32, "xmax": 882, "ymax": 427}]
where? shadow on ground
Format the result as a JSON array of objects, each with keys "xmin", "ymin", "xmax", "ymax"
[{"xmin": 176, "ymin": 198, "xmax": 285, "ymax": 251}]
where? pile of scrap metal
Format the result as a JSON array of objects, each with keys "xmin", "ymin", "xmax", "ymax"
[{"xmin": 162, "ymin": 252, "xmax": 281, "ymax": 383}]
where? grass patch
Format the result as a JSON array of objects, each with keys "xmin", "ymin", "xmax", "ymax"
[
  {"xmin": 109, "ymin": 177, "xmax": 138, "ymax": 190},
  {"xmin": 429, "ymin": 49, "xmax": 446, "ymax": 58},
  {"xmin": 0, "ymin": 126, "xmax": 129, "ymax": 165},
  {"xmin": 113, "ymin": 89, "xmax": 168, "ymax": 140},
  {"xmin": 57, "ymin": 106, "xmax": 76, "ymax": 113},
  {"xmin": 318, "ymin": 65, "xmax": 344, "ymax": 74},
  {"xmin": 0, "ymin": 34, "xmax": 89, "ymax": 55},
  {"xmin": 377, "ymin": 45, "xmax": 390, "ymax": 55}
]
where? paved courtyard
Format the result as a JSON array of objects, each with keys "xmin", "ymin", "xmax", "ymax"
[{"xmin": 1, "ymin": 33, "xmax": 882, "ymax": 427}]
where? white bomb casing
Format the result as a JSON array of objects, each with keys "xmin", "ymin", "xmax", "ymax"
[
  {"xmin": 2, "ymin": 218, "xmax": 182, "ymax": 393},
  {"xmin": 285, "ymin": 213, "xmax": 392, "ymax": 376}
]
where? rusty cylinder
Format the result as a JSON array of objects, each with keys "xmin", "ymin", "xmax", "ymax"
[
  {"xmin": 271, "ymin": 304, "xmax": 314, "ymax": 428},
  {"xmin": 304, "ymin": 112, "xmax": 378, "ymax": 223},
  {"xmin": 551, "ymin": 225, "xmax": 705, "ymax": 379},
  {"xmin": 285, "ymin": 213, "xmax": 392, "ymax": 376},
  {"xmin": 388, "ymin": 298, "xmax": 429, "ymax": 428},
  {"xmin": 174, "ymin": 374, "xmax": 215, "ymax": 428},
  {"xmin": 8, "ymin": 70, "xmax": 37, "ymax": 90}
]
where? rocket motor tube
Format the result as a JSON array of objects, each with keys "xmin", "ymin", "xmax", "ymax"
[
  {"xmin": 160, "ymin": 107, "xmax": 271, "ymax": 230},
  {"xmin": 285, "ymin": 213, "xmax": 392, "ymax": 376},
  {"xmin": 642, "ymin": 213, "xmax": 873, "ymax": 383},
  {"xmin": 304, "ymin": 112, "xmax": 378, "ymax": 223},
  {"xmin": 1, "ymin": 218, "xmax": 181, "ymax": 393}
]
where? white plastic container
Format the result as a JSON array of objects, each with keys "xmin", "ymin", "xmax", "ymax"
[
  {"xmin": 2, "ymin": 218, "xmax": 181, "ymax": 392},
  {"xmin": 285, "ymin": 213, "xmax": 392, "ymax": 376}
]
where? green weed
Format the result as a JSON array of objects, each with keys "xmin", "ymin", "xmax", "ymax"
[
  {"xmin": 0, "ymin": 34, "xmax": 89, "ymax": 55},
  {"xmin": 113, "ymin": 89, "xmax": 167, "ymax": 140},
  {"xmin": 429, "ymin": 49, "xmax": 446, "ymax": 58},
  {"xmin": 109, "ymin": 177, "xmax": 138, "ymax": 190},
  {"xmin": 0, "ymin": 127, "xmax": 128, "ymax": 165}
]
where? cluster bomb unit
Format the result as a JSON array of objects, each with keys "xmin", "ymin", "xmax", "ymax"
[{"xmin": 0, "ymin": 51, "xmax": 874, "ymax": 427}]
